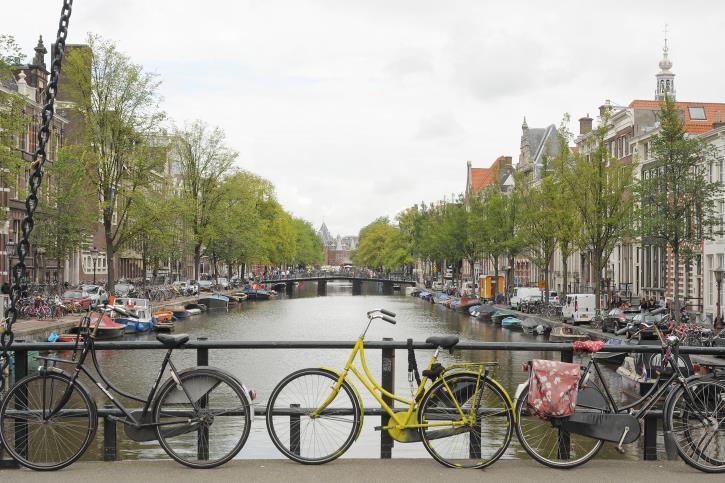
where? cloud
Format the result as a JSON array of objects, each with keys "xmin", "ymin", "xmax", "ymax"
[{"xmin": 416, "ymin": 113, "xmax": 464, "ymax": 140}]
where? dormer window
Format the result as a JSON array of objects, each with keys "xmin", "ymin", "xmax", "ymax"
[{"xmin": 688, "ymin": 106, "xmax": 706, "ymax": 120}]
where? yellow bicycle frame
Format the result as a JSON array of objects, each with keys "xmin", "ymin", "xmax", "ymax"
[{"xmin": 313, "ymin": 337, "xmax": 492, "ymax": 434}]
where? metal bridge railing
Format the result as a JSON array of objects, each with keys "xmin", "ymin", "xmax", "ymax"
[{"xmin": 1, "ymin": 339, "xmax": 723, "ymax": 468}]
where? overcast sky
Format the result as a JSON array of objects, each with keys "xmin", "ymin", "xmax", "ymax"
[{"xmin": 3, "ymin": 1, "xmax": 724, "ymax": 236}]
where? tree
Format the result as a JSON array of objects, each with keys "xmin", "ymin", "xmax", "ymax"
[
  {"xmin": 62, "ymin": 34, "xmax": 165, "ymax": 286},
  {"xmin": 292, "ymin": 218, "xmax": 323, "ymax": 267},
  {"xmin": 32, "ymin": 150, "xmax": 95, "ymax": 291},
  {"xmin": 172, "ymin": 120, "xmax": 237, "ymax": 278},
  {"xmin": 353, "ymin": 217, "xmax": 413, "ymax": 271},
  {"xmin": 0, "ymin": 35, "xmax": 28, "ymax": 222},
  {"xmin": 637, "ymin": 96, "xmax": 721, "ymax": 319},
  {"xmin": 564, "ymin": 111, "xmax": 637, "ymax": 310}
]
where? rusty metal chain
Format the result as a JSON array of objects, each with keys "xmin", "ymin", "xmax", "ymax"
[{"xmin": 1, "ymin": 0, "xmax": 73, "ymax": 392}]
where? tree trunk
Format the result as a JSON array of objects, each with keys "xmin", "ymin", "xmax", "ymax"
[
  {"xmin": 57, "ymin": 257, "xmax": 63, "ymax": 294},
  {"xmin": 194, "ymin": 243, "xmax": 202, "ymax": 280},
  {"xmin": 561, "ymin": 250, "xmax": 569, "ymax": 301},
  {"xmin": 507, "ymin": 254, "xmax": 514, "ymax": 302},
  {"xmin": 105, "ymin": 225, "xmax": 114, "ymax": 292},
  {"xmin": 673, "ymin": 245, "xmax": 681, "ymax": 323},
  {"xmin": 593, "ymin": 251, "xmax": 602, "ymax": 311},
  {"xmin": 141, "ymin": 250, "xmax": 147, "ymax": 289}
]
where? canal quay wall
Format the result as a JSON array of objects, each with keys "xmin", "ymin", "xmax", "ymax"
[
  {"xmin": 2, "ymin": 458, "xmax": 721, "ymax": 483},
  {"xmin": 8, "ymin": 290, "xmax": 238, "ymax": 342}
]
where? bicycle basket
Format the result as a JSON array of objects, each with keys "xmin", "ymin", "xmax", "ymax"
[{"xmin": 527, "ymin": 359, "xmax": 581, "ymax": 420}]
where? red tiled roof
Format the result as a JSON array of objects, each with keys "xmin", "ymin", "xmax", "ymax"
[
  {"xmin": 629, "ymin": 99, "xmax": 725, "ymax": 135},
  {"xmin": 470, "ymin": 167, "xmax": 496, "ymax": 193}
]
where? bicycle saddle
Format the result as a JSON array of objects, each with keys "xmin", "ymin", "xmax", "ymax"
[
  {"xmin": 426, "ymin": 336, "xmax": 459, "ymax": 350},
  {"xmin": 156, "ymin": 333, "xmax": 189, "ymax": 348}
]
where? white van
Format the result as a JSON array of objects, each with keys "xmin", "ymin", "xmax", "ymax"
[
  {"xmin": 510, "ymin": 287, "xmax": 541, "ymax": 310},
  {"xmin": 562, "ymin": 293, "xmax": 597, "ymax": 324}
]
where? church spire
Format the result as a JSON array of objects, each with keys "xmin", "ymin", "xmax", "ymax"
[
  {"xmin": 32, "ymin": 35, "xmax": 47, "ymax": 68},
  {"xmin": 655, "ymin": 25, "xmax": 675, "ymax": 101}
]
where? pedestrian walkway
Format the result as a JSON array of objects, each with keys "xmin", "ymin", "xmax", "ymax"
[{"xmin": 1, "ymin": 459, "xmax": 721, "ymax": 483}]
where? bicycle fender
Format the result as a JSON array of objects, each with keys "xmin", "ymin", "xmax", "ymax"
[
  {"xmin": 319, "ymin": 366, "xmax": 365, "ymax": 441},
  {"xmin": 164, "ymin": 366, "xmax": 255, "ymax": 420},
  {"xmin": 448, "ymin": 371, "xmax": 516, "ymax": 423},
  {"xmin": 514, "ymin": 380, "xmax": 529, "ymax": 402}
]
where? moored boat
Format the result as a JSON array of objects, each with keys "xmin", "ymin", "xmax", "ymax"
[
  {"xmin": 549, "ymin": 325, "xmax": 589, "ymax": 343},
  {"xmin": 184, "ymin": 303, "xmax": 207, "ymax": 312},
  {"xmin": 154, "ymin": 310, "xmax": 174, "ymax": 322},
  {"xmin": 593, "ymin": 338, "xmax": 628, "ymax": 365},
  {"xmin": 501, "ymin": 316, "xmax": 523, "ymax": 330},
  {"xmin": 171, "ymin": 307, "xmax": 191, "ymax": 319},
  {"xmin": 198, "ymin": 293, "xmax": 230, "ymax": 309},
  {"xmin": 68, "ymin": 313, "xmax": 125, "ymax": 339},
  {"xmin": 491, "ymin": 310, "xmax": 516, "ymax": 325},
  {"xmin": 154, "ymin": 320, "xmax": 175, "ymax": 332},
  {"xmin": 113, "ymin": 298, "xmax": 154, "ymax": 333}
]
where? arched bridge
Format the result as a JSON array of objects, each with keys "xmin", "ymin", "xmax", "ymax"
[{"xmin": 258, "ymin": 271, "xmax": 417, "ymax": 296}]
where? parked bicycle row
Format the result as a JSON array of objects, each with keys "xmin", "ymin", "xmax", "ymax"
[{"xmin": 0, "ymin": 306, "xmax": 723, "ymax": 473}]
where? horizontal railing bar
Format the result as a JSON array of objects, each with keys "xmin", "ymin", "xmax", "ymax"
[{"xmin": 8, "ymin": 340, "xmax": 725, "ymax": 355}]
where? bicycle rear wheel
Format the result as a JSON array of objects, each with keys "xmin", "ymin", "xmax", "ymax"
[
  {"xmin": 515, "ymin": 385, "xmax": 604, "ymax": 468},
  {"xmin": 0, "ymin": 373, "xmax": 97, "ymax": 471},
  {"xmin": 266, "ymin": 368, "xmax": 361, "ymax": 464},
  {"xmin": 153, "ymin": 368, "xmax": 251, "ymax": 469},
  {"xmin": 666, "ymin": 378, "xmax": 725, "ymax": 473},
  {"xmin": 418, "ymin": 373, "xmax": 513, "ymax": 468}
]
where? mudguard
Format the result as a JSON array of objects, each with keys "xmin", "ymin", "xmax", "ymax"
[
  {"xmin": 319, "ymin": 366, "xmax": 365, "ymax": 441},
  {"xmin": 560, "ymin": 412, "xmax": 640, "ymax": 444},
  {"xmin": 155, "ymin": 366, "xmax": 255, "ymax": 421}
]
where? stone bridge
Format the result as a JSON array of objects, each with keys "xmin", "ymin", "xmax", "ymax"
[{"xmin": 259, "ymin": 272, "xmax": 417, "ymax": 296}]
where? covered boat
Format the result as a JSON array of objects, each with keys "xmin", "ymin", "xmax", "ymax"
[
  {"xmin": 475, "ymin": 304, "xmax": 497, "ymax": 321},
  {"xmin": 549, "ymin": 326, "xmax": 589, "ymax": 343},
  {"xmin": 240, "ymin": 289, "xmax": 271, "ymax": 301},
  {"xmin": 491, "ymin": 310, "xmax": 516, "ymax": 325},
  {"xmin": 171, "ymin": 307, "xmax": 191, "ymax": 319},
  {"xmin": 198, "ymin": 293, "xmax": 230, "ymax": 309},
  {"xmin": 616, "ymin": 339, "xmax": 694, "ymax": 397},
  {"xmin": 468, "ymin": 304, "xmax": 482, "ymax": 316},
  {"xmin": 521, "ymin": 317, "xmax": 541, "ymax": 334},
  {"xmin": 501, "ymin": 316, "xmax": 523, "ymax": 329}
]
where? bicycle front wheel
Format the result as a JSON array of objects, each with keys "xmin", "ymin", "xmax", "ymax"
[
  {"xmin": 0, "ymin": 372, "xmax": 97, "ymax": 471},
  {"xmin": 419, "ymin": 373, "xmax": 514, "ymax": 468},
  {"xmin": 266, "ymin": 368, "xmax": 361, "ymax": 464},
  {"xmin": 515, "ymin": 385, "xmax": 604, "ymax": 468},
  {"xmin": 666, "ymin": 378, "xmax": 725, "ymax": 473},
  {"xmin": 153, "ymin": 368, "xmax": 252, "ymax": 469}
]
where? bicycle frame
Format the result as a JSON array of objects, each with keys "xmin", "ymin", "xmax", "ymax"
[
  {"xmin": 38, "ymin": 313, "xmax": 198, "ymax": 429},
  {"xmin": 313, "ymin": 337, "xmax": 485, "ymax": 431}
]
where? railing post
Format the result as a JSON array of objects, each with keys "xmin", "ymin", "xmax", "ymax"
[
  {"xmin": 557, "ymin": 348, "xmax": 572, "ymax": 460},
  {"xmin": 381, "ymin": 338, "xmax": 394, "ymax": 459},
  {"xmin": 643, "ymin": 413, "xmax": 657, "ymax": 460},
  {"xmin": 103, "ymin": 404, "xmax": 117, "ymax": 461},
  {"xmin": 290, "ymin": 403, "xmax": 301, "ymax": 456},
  {"xmin": 196, "ymin": 337, "xmax": 209, "ymax": 460},
  {"xmin": 0, "ymin": 346, "xmax": 24, "ymax": 469}
]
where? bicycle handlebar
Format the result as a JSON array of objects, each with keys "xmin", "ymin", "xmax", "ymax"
[
  {"xmin": 380, "ymin": 309, "xmax": 396, "ymax": 318},
  {"xmin": 382, "ymin": 315, "xmax": 397, "ymax": 325}
]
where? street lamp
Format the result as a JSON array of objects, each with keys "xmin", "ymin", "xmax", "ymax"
[
  {"xmin": 5, "ymin": 240, "xmax": 16, "ymax": 286},
  {"xmin": 713, "ymin": 268, "xmax": 724, "ymax": 329},
  {"xmin": 90, "ymin": 246, "xmax": 99, "ymax": 285}
]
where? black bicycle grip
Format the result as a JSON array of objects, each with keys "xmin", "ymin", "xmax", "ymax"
[
  {"xmin": 382, "ymin": 315, "xmax": 397, "ymax": 324},
  {"xmin": 615, "ymin": 326, "xmax": 629, "ymax": 335},
  {"xmin": 380, "ymin": 309, "xmax": 396, "ymax": 318}
]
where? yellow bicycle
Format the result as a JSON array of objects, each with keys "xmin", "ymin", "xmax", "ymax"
[{"xmin": 266, "ymin": 309, "xmax": 515, "ymax": 467}]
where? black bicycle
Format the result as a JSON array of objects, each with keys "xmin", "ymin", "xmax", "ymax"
[
  {"xmin": 515, "ymin": 327, "xmax": 725, "ymax": 473},
  {"xmin": 0, "ymin": 305, "xmax": 253, "ymax": 471}
]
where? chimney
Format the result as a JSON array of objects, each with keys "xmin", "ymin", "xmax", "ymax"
[
  {"xmin": 714, "ymin": 111, "xmax": 725, "ymax": 129},
  {"xmin": 579, "ymin": 114, "xmax": 593, "ymax": 135},
  {"xmin": 599, "ymin": 99, "xmax": 612, "ymax": 118}
]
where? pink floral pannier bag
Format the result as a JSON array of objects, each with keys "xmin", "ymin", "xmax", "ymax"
[{"xmin": 527, "ymin": 359, "xmax": 581, "ymax": 420}]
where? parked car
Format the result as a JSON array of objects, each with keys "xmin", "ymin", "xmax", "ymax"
[
  {"xmin": 114, "ymin": 281, "xmax": 135, "ymax": 296},
  {"xmin": 81, "ymin": 284, "xmax": 109, "ymax": 304},
  {"xmin": 197, "ymin": 280, "xmax": 213, "ymax": 292},
  {"xmin": 548, "ymin": 291, "xmax": 560, "ymax": 304},
  {"xmin": 631, "ymin": 313, "xmax": 669, "ymax": 340},
  {"xmin": 602, "ymin": 307, "xmax": 640, "ymax": 333},
  {"xmin": 62, "ymin": 290, "xmax": 92, "ymax": 310},
  {"xmin": 511, "ymin": 287, "xmax": 541, "ymax": 310}
]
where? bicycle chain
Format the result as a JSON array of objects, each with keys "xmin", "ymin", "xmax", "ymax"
[{"xmin": 1, "ymin": 0, "xmax": 74, "ymax": 392}]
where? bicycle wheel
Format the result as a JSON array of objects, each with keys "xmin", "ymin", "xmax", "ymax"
[
  {"xmin": 418, "ymin": 373, "xmax": 513, "ymax": 468},
  {"xmin": 665, "ymin": 378, "xmax": 725, "ymax": 473},
  {"xmin": 153, "ymin": 368, "xmax": 251, "ymax": 469},
  {"xmin": 0, "ymin": 372, "xmax": 97, "ymax": 471},
  {"xmin": 515, "ymin": 384, "xmax": 604, "ymax": 468},
  {"xmin": 266, "ymin": 368, "xmax": 361, "ymax": 464}
]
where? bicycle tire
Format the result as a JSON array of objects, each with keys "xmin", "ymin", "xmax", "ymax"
[
  {"xmin": 266, "ymin": 368, "xmax": 361, "ymax": 464},
  {"xmin": 418, "ymin": 372, "xmax": 513, "ymax": 468},
  {"xmin": 153, "ymin": 367, "xmax": 252, "ymax": 469},
  {"xmin": 0, "ymin": 372, "xmax": 97, "ymax": 471},
  {"xmin": 665, "ymin": 377, "xmax": 725, "ymax": 473},
  {"xmin": 514, "ymin": 384, "xmax": 604, "ymax": 469}
]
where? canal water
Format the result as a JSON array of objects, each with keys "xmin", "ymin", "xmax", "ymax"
[{"xmin": 55, "ymin": 281, "xmax": 645, "ymax": 462}]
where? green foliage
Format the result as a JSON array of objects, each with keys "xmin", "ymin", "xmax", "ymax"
[
  {"xmin": 636, "ymin": 96, "xmax": 721, "ymax": 316},
  {"xmin": 292, "ymin": 218, "xmax": 323, "ymax": 266},
  {"xmin": 564, "ymin": 111, "xmax": 637, "ymax": 308},
  {"xmin": 31, "ymin": 149, "xmax": 95, "ymax": 287},
  {"xmin": 61, "ymin": 33, "xmax": 165, "ymax": 283},
  {"xmin": 0, "ymin": 35, "xmax": 27, "ymax": 222},
  {"xmin": 353, "ymin": 217, "xmax": 413, "ymax": 271}
]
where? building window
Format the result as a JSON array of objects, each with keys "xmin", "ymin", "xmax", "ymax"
[{"xmin": 688, "ymin": 106, "xmax": 707, "ymax": 120}]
